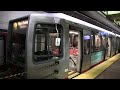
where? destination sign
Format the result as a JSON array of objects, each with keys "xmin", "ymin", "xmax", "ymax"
[{"xmin": 13, "ymin": 20, "xmax": 28, "ymax": 30}]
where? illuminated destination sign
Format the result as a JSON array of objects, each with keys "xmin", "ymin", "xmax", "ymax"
[
  {"xmin": 84, "ymin": 35, "xmax": 90, "ymax": 40},
  {"xmin": 13, "ymin": 20, "xmax": 28, "ymax": 30}
]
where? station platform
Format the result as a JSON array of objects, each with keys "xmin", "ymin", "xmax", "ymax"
[{"xmin": 68, "ymin": 53, "xmax": 120, "ymax": 79}]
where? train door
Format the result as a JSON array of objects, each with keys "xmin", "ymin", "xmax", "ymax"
[
  {"xmin": 68, "ymin": 30, "xmax": 81, "ymax": 74},
  {"xmin": 111, "ymin": 36, "xmax": 115, "ymax": 56},
  {"xmin": 106, "ymin": 37, "xmax": 111, "ymax": 59}
]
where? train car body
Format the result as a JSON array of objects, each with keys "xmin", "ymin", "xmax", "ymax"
[
  {"xmin": 0, "ymin": 30, "xmax": 7, "ymax": 66},
  {"xmin": 6, "ymin": 13, "xmax": 120, "ymax": 79}
]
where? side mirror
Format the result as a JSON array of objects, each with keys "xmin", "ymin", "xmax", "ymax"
[{"xmin": 55, "ymin": 38, "xmax": 61, "ymax": 46}]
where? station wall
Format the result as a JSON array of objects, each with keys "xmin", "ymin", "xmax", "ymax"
[{"xmin": 0, "ymin": 11, "xmax": 45, "ymax": 30}]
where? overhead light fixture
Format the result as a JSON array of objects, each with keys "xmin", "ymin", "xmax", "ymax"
[
  {"xmin": 69, "ymin": 31, "xmax": 79, "ymax": 34},
  {"xmin": 116, "ymin": 34, "xmax": 120, "ymax": 37},
  {"xmin": 54, "ymin": 13, "xmax": 117, "ymax": 35}
]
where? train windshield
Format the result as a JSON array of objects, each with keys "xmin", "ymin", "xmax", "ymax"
[
  {"xmin": 34, "ymin": 24, "xmax": 63, "ymax": 62},
  {"xmin": 11, "ymin": 20, "xmax": 28, "ymax": 66}
]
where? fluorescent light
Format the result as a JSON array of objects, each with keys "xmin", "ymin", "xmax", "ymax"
[
  {"xmin": 69, "ymin": 31, "xmax": 78, "ymax": 34},
  {"xmin": 84, "ymin": 35, "xmax": 90, "ymax": 40},
  {"xmin": 53, "ymin": 13, "xmax": 119, "ymax": 36},
  {"xmin": 116, "ymin": 34, "xmax": 120, "ymax": 37}
]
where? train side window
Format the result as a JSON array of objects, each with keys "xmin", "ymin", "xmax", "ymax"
[
  {"xmin": 34, "ymin": 31, "xmax": 46, "ymax": 54},
  {"xmin": 84, "ymin": 35, "xmax": 90, "ymax": 55},
  {"xmin": 34, "ymin": 24, "xmax": 63, "ymax": 62},
  {"xmin": 95, "ymin": 33, "xmax": 101, "ymax": 51},
  {"xmin": 49, "ymin": 32, "xmax": 61, "ymax": 56}
]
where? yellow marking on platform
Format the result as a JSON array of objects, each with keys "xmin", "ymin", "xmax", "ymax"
[
  {"xmin": 73, "ymin": 54, "xmax": 120, "ymax": 79},
  {"xmin": 68, "ymin": 72, "xmax": 80, "ymax": 79},
  {"xmin": 68, "ymin": 71, "xmax": 75, "ymax": 75}
]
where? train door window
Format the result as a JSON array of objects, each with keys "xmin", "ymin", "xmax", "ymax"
[
  {"xmin": 118, "ymin": 38, "xmax": 120, "ymax": 49},
  {"xmin": 102, "ymin": 35, "xmax": 106, "ymax": 49},
  {"xmin": 95, "ymin": 33, "xmax": 101, "ymax": 51},
  {"xmin": 114, "ymin": 37, "xmax": 117, "ymax": 54},
  {"xmin": 84, "ymin": 35, "xmax": 90, "ymax": 55},
  {"xmin": 69, "ymin": 30, "xmax": 81, "ymax": 72},
  {"xmin": 116, "ymin": 38, "xmax": 118, "ymax": 53},
  {"xmin": 111, "ymin": 36, "xmax": 116, "ymax": 54},
  {"xmin": 118, "ymin": 38, "xmax": 120, "ymax": 50},
  {"xmin": 91, "ymin": 33, "xmax": 94, "ymax": 53},
  {"xmin": 49, "ymin": 31, "xmax": 61, "ymax": 56},
  {"xmin": 34, "ymin": 24, "xmax": 63, "ymax": 62},
  {"xmin": 117, "ymin": 38, "xmax": 119, "ymax": 52},
  {"xmin": 107, "ymin": 37, "xmax": 111, "ymax": 57}
]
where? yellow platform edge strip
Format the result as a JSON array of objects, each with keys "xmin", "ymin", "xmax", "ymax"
[
  {"xmin": 73, "ymin": 53, "xmax": 120, "ymax": 79},
  {"xmin": 68, "ymin": 71, "xmax": 75, "ymax": 75},
  {"xmin": 68, "ymin": 72, "xmax": 80, "ymax": 79}
]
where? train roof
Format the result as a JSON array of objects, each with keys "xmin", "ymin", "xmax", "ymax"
[
  {"xmin": 30, "ymin": 13, "xmax": 120, "ymax": 37},
  {"xmin": 9, "ymin": 13, "xmax": 120, "ymax": 37}
]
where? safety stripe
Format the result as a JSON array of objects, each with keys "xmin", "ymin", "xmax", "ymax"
[
  {"xmin": 68, "ymin": 72, "xmax": 80, "ymax": 79},
  {"xmin": 73, "ymin": 54, "xmax": 120, "ymax": 79},
  {"xmin": 68, "ymin": 71, "xmax": 75, "ymax": 75}
]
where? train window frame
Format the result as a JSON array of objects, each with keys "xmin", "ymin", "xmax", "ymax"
[{"xmin": 33, "ymin": 23, "xmax": 63, "ymax": 63}]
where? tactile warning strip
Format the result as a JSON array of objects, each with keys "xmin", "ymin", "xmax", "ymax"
[
  {"xmin": 73, "ymin": 54, "xmax": 120, "ymax": 79},
  {"xmin": 68, "ymin": 72, "xmax": 80, "ymax": 79},
  {"xmin": 68, "ymin": 71, "xmax": 75, "ymax": 75}
]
